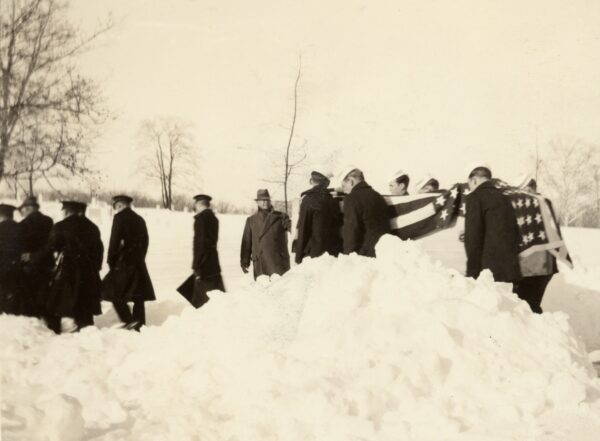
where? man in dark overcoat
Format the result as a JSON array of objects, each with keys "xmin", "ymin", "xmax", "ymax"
[
  {"xmin": 464, "ymin": 167, "xmax": 522, "ymax": 284},
  {"xmin": 189, "ymin": 194, "xmax": 225, "ymax": 306},
  {"xmin": 0, "ymin": 204, "xmax": 24, "ymax": 315},
  {"xmin": 339, "ymin": 168, "xmax": 391, "ymax": 257},
  {"xmin": 43, "ymin": 201, "xmax": 103, "ymax": 333},
  {"xmin": 295, "ymin": 171, "xmax": 343, "ymax": 264},
  {"xmin": 19, "ymin": 196, "xmax": 54, "ymax": 317},
  {"xmin": 241, "ymin": 189, "xmax": 291, "ymax": 279},
  {"xmin": 101, "ymin": 195, "xmax": 155, "ymax": 330}
]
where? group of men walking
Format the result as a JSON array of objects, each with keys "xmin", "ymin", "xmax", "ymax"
[
  {"xmin": 0, "ymin": 164, "xmax": 557, "ymax": 333},
  {"xmin": 0, "ymin": 196, "xmax": 154, "ymax": 333}
]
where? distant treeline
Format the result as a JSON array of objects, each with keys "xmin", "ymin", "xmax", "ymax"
[{"xmin": 0, "ymin": 189, "xmax": 254, "ymax": 215}]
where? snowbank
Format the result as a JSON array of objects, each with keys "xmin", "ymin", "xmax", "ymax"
[{"xmin": 2, "ymin": 236, "xmax": 600, "ymax": 440}]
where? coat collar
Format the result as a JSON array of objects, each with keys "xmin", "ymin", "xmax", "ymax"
[
  {"xmin": 258, "ymin": 209, "xmax": 281, "ymax": 239},
  {"xmin": 351, "ymin": 180, "xmax": 371, "ymax": 193}
]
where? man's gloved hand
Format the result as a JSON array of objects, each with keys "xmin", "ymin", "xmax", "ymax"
[
  {"xmin": 241, "ymin": 265, "xmax": 249, "ymax": 274},
  {"xmin": 282, "ymin": 217, "xmax": 292, "ymax": 231}
]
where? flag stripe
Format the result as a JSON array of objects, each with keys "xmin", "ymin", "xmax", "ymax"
[{"xmin": 390, "ymin": 202, "xmax": 437, "ymax": 229}]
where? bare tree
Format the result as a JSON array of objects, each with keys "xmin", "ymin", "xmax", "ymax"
[
  {"xmin": 540, "ymin": 136, "xmax": 595, "ymax": 226},
  {"xmin": 0, "ymin": 0, "xmax": 111, "ymax": 182},
  {"xmin": 263, "ymin": 56, "xmax": 306, "ymax": 214},
  {"xmin": 137, "ymin": 117, "xmax": 197, "ymax": 210},
  {"xmin": 4, "ymin": 91, "xmax": 103, "ymax": 196}
]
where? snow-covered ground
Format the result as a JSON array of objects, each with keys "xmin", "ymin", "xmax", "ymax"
[{"xmin": 2, "ymin": 204, "xmax": 600, "ymax": 440}]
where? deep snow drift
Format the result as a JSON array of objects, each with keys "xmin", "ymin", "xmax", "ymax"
[{"xmin": 2, "ymin": 236, "xmax": 600, "ymax": 441}]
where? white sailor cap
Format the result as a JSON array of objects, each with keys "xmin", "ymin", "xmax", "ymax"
[
  {"xmin": 335, "ymin": 165, "xmax": 360, "ymax": 184},
  {"xmin": 389, "ymin": 169, "xmax": 409, "ymax": 184}
]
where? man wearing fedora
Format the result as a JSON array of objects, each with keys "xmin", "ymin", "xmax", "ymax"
[
  {"xmin": 18, "ymin": 196, "xmax": 54, "ymax": 317},
  {"xmin": 43, "ymin": 201, "xmax": 104, "ymax": 333},
  {"xmin": 101, "ymin": 195, "xmax": 155, "ymax": 330},
  {"xmin": 240, "ymin": 189, "xmax": 291, "ymax": 279},
  {"xmin": 294, "ymin": 170, "xmax": 343, "ymax": 264},
  {"xmin": 0, "ymin": 204, "xmax": 24, "ymax": 315}
]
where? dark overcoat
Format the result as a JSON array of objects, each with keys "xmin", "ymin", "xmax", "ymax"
[
  {"xmin": 101, "ymin": 208, "xmax": 155, "ymax": 302},
  {"xmin": 44, "ymin": 214, "xmax": 104, "ymax": 318},
  {"xmin": 192, "ymin": 209, "xmax": 222, "ymax": 278},
  {"xmin": 241, "ymin": 209, "xmax": 291, "ymax": 279},
  {"xmin": 342, "ymin": 181, "xmax": 391, "ymax": 257},
  {"xmin": 21, "ymin": 210, "xmax": 54, "ymax": 315},
  {"xmin": 464, "ymin": 180, "xmax": 522, "ymax": 283},
  {"xmin": 0, "ymin": 220, "xmax": 24, "ymax": 314},
  {"xmin": 295, "ymin": 186, "xmax": 343, "ymax": 264}
]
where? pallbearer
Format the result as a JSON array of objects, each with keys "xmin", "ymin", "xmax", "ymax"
[
  {"xmin": 294, "ymin": 170, "xmax": 343, "ymax": 264},
  {"xmin": 339, "ymin": 168, "xmax": 390, "ymax": 257},
  {"xmin": 44, "ymin": 201, "xmax": 103, "ymax": 333},
  {"xmin": 102, "ymin": 195, "xmax": 155, "ymax": 330},
  {"xmin": 18, "ymin": 196, "xmax": 54, "ymax": 317},
  {"xmin": 388, "ymin": 170, "xmax": 410, "ymax": 196},
  {"xmin": 177, "ymin": 194, "xmax": 225, "ymax": 308},
  {"xmin": 0, "ymin": 204, "xmax": 23, "ymax": 315},
  {"xmin": 464, "ymin": 167, "xmax": 521, "ymax": 285}
]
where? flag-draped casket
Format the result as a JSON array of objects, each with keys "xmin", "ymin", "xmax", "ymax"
[{"xmin": 383, "ymin": 181, "xmax": 572, "ymax": 271}]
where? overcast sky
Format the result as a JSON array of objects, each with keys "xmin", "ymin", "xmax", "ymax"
[{"xmin": 70, "ymin": 0, "xmax": 600, "ymax": 205}]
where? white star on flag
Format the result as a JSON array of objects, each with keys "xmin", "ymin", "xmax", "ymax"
[
  {"xmin": 522, "ymin": 234, "xmax": 530, "ymax": 244},
  {"xmin": 450, "ymin": 188, "xmax": 458, "ymax": 199},
  {"xmin": 440, "ymin": 209, "xmax": 448, "ymax": 221},
  {"xmin": 517, "ymin": 199, "xmax": 524, "ymax": 208},
  {"xmin": 512, "ymin": 201, "xmax": 517, "ymax": 209},
  {"xmin": 527, "ymin": 232, "xmax": 535, "ymax": 242},
  {"xmin": 533, "ymin": 199, "xmax": 539, "ymax": 207},
  {"xmin": 517, "ymin": 216, "xmax": 525, "ymax": 226},
  {"xmin": 436, "ymin": 195, "xmax": 447, "ymax": 206},
  {"xmin": 535, "ymin": 213, "xmax": 542, "ymax": 224},
  {"xmin": 525, "ymin": 215, "xmax": 532, "ymax": 225},
  {"xmin": 525, "ymin": 198, "xmax": 531, "ymax": 208},
  {"xmin": 460, "ymin": 203, "xmax": 466, "ymax": 214},
  {"xmin": 539, "ymin": 231, "xmax": 546, "ymax": 241}
]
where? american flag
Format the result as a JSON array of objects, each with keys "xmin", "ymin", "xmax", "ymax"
[
  {"xmin": 384, "ymin": 180, "xmax": 572, "ymax": 268},
  {"xmin": 384, "ymin": 183, "xmax": 466, "ymax": 240}
]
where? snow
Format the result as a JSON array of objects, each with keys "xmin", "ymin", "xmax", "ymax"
[{"xmin": 2, "ymin": 204, "xmax": 600, "ymax": 440}]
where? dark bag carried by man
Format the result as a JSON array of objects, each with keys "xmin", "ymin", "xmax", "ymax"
[{"xmin": 176, "ymin": 274, "xmax": 225, "ymax": 309}]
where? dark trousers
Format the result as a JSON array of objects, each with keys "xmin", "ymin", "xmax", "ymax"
[
  {"xmin": 513, "ymin": 275, "xmax": 554, "ymax": 314},
  {"xmin": 113, "ymin": 299, "xmax": 146, "ymax": 327}
]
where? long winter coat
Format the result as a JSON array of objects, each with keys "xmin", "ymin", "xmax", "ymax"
[
  {"xmin": 192, "ymin": 209, "xmax": 222, "ymax": 279},
  {"xmin": 0, "ymin": 219, "xmax": 24, "ymax": 314},
  {"xmin": 101, "ymin": 208, "xmax": 155, "ymax": 303},
  {"xmin": 342, "ymin": 181, "xmax": 391, "ymax": 257},
  {"xmin": 20, "ymin": 210, "xmax": 54, "ymax": 315},
  {"xmin": 295, "ymin": 185, "xmax": 343, "ymax": 264},
  {"xmin": 464, "ymin": 180, "xmax": 522, "ymax": 283},
  {"xmin": 241, "ymin": 209, "xmax": 291, "ymax": 279},
  {"xmin": 44, "ymin": 214, "xmax": 104, "ymax": 318}
]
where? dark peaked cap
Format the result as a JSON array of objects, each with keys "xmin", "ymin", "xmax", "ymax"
[
  {"xmin": 61, "ymin": 200, "xmax": 87, "ymax": 211},
  {"xmin": 193, "ymin": 194, "xmax": 212, "ymax": 202},
  {"xmin": 112, "ymin": 194, "xmax": 133, "ymax": 205},
  {"xmin": 0, "ymin": 203, "xmax": 17, "ymax": 217}
]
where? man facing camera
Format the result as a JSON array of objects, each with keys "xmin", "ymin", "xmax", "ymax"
[{"xmin": 241, "ymin": 189, "xmax": 291, "ymax": 279}]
